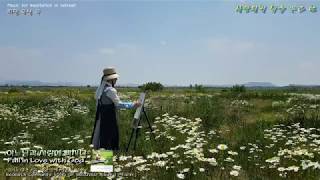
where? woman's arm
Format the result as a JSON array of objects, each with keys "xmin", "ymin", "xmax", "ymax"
[{"xmin": 106, "ymin": 88, "xmax": 135, "ymax": 109}]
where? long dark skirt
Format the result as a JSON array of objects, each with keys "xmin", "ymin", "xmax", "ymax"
[{"xmin": 91, "ymin": 103, "xmax": 119, "ymax": 150}]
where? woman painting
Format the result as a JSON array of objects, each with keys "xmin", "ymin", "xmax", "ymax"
[{"xmin": 91, "ymin": 67, "xmax": 141, "ymax": 151}]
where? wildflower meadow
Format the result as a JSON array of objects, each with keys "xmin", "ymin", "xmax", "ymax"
[{"xmin": 0, "ymin": 87, "xmax": 320, "ymax": 179}]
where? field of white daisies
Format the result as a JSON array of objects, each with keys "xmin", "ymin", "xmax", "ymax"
[{"xmin": 0, "ymin": 87, "xmax": 320, "ymax": 179}]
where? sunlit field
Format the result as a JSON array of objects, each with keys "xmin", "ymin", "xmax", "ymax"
[{"xmin": 0, "ymin": 87, "xmax": 320, "ymax": 179}]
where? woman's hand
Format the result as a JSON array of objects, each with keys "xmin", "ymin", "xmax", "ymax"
[{"xmin": 133, "ymin": 101, "xmax": 142, "ymax": 108}]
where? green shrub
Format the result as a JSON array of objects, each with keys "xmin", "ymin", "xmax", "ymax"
[
  {"xmin": 194, "ymin": 84, "xmax": 206, "ymax": 93},
  {"xmin": 8, "ymin": 88, "xmax": 21, "ymax": 93},
  {"xmin": 230, "ymin": 85, "xmax": 246, "ymax": 93},
  {"xmin": 139, "ymin": 82, "xmax": 164, "ymax": 92}
]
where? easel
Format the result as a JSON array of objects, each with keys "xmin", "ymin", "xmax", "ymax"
[{"xmin": 126, "ymin": 93, "xmax": 155, "ymax": 152}]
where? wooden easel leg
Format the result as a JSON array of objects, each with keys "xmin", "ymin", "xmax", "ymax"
[
  {"xmin": 133, "ymin": 120, "xmax": 141, "ymax": 150},
  {"xmin": 143, "ymin": 108, "xmax": 155, "ymax": 139},
  {"xmin": 126, "ymin": 128, "xmax": 135, "ymax": 152},
  {"xmin": 127, "ymin": 106, "xmax": 155, "ymax": 152}
]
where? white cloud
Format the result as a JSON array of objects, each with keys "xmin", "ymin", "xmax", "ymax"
[
  {"xmin": 0, "ymin": 46, "xmax": 104, "ymax": 84},
  {"xmin": 160, "ymin": 40, "xmax": 167, "ymax": 46},
  {"xmin": 206, "ymin": 38, "xmax": 256, "ymax": 57},
  {"xmin": 116, "ymin": 43, "xmax": 140, "ymax": 52},
  {"xmin": 99, "ymin": 43, "xmax": 142, "ymax": 57},
  {"xmin": 99, "ymin": 48, "xmax": 115, "ymax": 55},
  {"xmin": 0, "ymin": 47, "xmax": 44, "ymax": 80}
]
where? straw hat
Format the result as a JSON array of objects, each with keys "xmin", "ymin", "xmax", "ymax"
[{"xmin": 103, "ymin": 67, "xmax": 120, "ymax": 80}]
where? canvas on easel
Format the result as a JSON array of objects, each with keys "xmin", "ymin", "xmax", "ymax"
[{"xmin": 126, "ymin": 93, "xmax": 155, "ymax": 152}]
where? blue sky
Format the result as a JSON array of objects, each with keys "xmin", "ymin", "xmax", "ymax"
[{"xmin": 0, "ymin": 0, "xmax": 319, "ymax": 86}]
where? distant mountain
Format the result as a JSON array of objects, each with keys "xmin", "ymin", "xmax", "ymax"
[
  {"xmin": 0, "ymin": 80, "xmax": 143, "ymax": 87},
  {"xmin": 243, "ymin": 82, "xmax": 276, "ymax": 87},
  {"xmin": 1, "ymin": 80, "xmax": 318, "ymax": 88},
  {"xmin": 0, "ymin": 80, "xmax": 81, "ymax": 86},
  {"xmin": 288, "ymin": 84, "xmax": 320, "ymax": 87}
]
